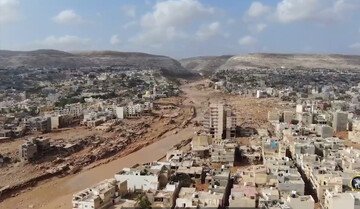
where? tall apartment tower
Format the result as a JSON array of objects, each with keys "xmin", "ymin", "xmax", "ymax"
[
  {"xmin": 204, "ymin": 103, "xmax": 237, "ymax": 139},
  {"xmin": 333, "ymin": 111, "xmax": 348, "ymax": 132}
]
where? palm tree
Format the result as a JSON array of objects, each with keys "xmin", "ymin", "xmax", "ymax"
[{"xmin": 135, "ymin": 194, "xmax": 151, "ymax": 209}]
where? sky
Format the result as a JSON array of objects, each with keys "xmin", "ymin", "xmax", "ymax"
[{"xmin": 0, "ymin": 0, "xmax": 360, "ymax": 58}]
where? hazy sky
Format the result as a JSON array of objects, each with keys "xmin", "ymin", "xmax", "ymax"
[{"xmin": 0, "ymin": 0, "xmax": 360, "ymax": 58}]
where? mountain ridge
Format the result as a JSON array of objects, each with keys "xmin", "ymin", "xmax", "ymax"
[
  {"xmin": 180, "ymin": 53, "xmax": 360, "ymax": 76},
  {"xmin": 0, "ymin": 49, "xmax": 192, "ymax": 77}
]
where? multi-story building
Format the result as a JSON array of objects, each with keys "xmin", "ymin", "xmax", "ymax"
[
  {"xmin": 229, "ymin": 185, "xmax": 257, "ymax": 208},
  {"xmin": 211, "ymin": 144, "xmax": 235, "ymax": 165},
  {"xmin": 72, "ymin": 178, "xmax": 126, "ymax": 209},
  {"xmin": 126, "ymin": 103, "xmax": 144, "ymax": 118},
  {"xmin": 54, "ymin": 103, "xmax": 84, "ymax": 117},
  {"xmin": 19, "ymin": 137, "xmax": 50, "ymax": 162},
  {"xmin": 349, "ymin": 119, "xmax": 360, "ymax": 143},
  {"xmin": 283, "ymin": 111, "xmax": 295, "ymax": 124},
  {"xmin": 204, "ymin": 103, "xmax": 236, "ymax": 139},
  {"xmin": 333, "ymin": 111, "xmax": 348, "ymax": 132},
  {"xmin": 285, "ymin": 193, "xmax": 314, "ymax": 209},
  {"xmin": 19, "ymin": 139, "xmax": 38, "ymax": 162},
  {"xmin": 310, "ymin": 173, "xmax": 343, "ymax": 203},
  {"xmin": 176, "ymin": 187, "xmax": 223, "ymax": 208},
  {"xmin": 115, "ymin": 106, "xmax": 125, "ymax": 119},
  {"xmin": 114, "ymin": 162, "xmax": 170, "ymax": 192},
  {"xmin": 24, "ymin": 117, "xmax": 51, "ymax": 134},
  {"xmin": 316, "ymin": 125, "xmax": 333, "ymax": 138},
  {"xmin": 324, "ymin": 190, "xmax": 360, "ymax": 209}
]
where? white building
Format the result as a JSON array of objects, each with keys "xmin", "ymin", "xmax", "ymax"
[
  {"xmin": 126, "ymin": 103, "xmax": 144, "ymax": 118},
  {"xmin": 115, "ymin": 107, "xmax": 125, "ymax": 119},
  {"xmin": 324, "ymin": 190, "xmax": 360, "ymax": 209},
  {"xmin": 285, "ymin": 193, "xmax": 314, "ymax": 209},
  {"xmin": 114, "ymin": 164, "xmax": 169, "ymax": 192},
  {"xmin": 72, "ymin": 178, "xmax": 125, "ymax": 209},
  {"xmin": 349, "ymin": 120, "xmax": 360, "ymax": 143},
  {"xmin": 229, "ymin": 185, "xmax": 257, "ymax": 208},
  {"xmin": 176, "ymin": 187, "xmax": 223, "ymax": 208}
]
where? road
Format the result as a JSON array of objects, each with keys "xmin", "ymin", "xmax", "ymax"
[{"xmin": 0, "ymin": 80, "xmax": 209, "ymax": 209}]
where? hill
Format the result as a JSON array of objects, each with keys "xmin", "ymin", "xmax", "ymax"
[
  {"xmin": 0, "ymin": 49, "xmax": 192, "ymax": 77},
  {"xmin": 179, "ymin": 55, "xmax": 233, "ymax": 76},
  {"xmin": 180, "ymin": 53, "xmax": 360, "ymax": 75}
]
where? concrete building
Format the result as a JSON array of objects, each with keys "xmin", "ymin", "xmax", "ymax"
[
  {"xmin": 24, "ymin": 117, "xmax": 51, "ymax": 134},
  {"xmin": 298, "ymin": 112, "xmax": 314, "ymax": 126},
  {"xmin": 333, "ymin": 111, "xmax": 348, "ymax": 132},
  {"xmin": 324, "ymin": 190, "xmax": 360, "ymax": 209},
  {"xmin": 275, "ymin": 170, "xmax": 305, "ymax": 196},
  {"xmin": 146, "ymin": 187, "xmax": 174, "ymax": 208},
  {"xmin": 204, "ymin": 103, "xmax": 224, "ymax": 139},
  {"xmin": 268, "ymin": 110, "xmax": 280, "ymax": 122},
  {"xmin": 339, "ymin": 148, "xmax": 360, "ymax": 172},
  {"xmin": 290, "ymin": 142, "xmax": 315, "ymax": 157},
  {"xmin": 240, "ymin": 165, "xmax": 268, "ymax": 186},
  {"xmin": 126, "ymin": 103, "xmax": 144, "ymax": 118},
  {"xmin": 229, "ymin": 185, "xmax": 257, "ymax": 208},
  {"xmin": 211, "ymin": 144, "xmax": 235, "ymax": 165},
  {"xmin": 191, "ymin": 135, "xmax": 211, "ymax": 158},
  {"xmin": 54, "ymin": 103, "xmax": 83, "ymax": 117},
  {"xmin": 349, "ymin": 119, "xmax": 360, "ymax": 143},
  {"xmin": 259, "ymin": 187, "xmax": 280, "ymax": 203},
  {"xmin": 203, "ymin": 103, "xmax": 236, "ymax": 139},
  {"xmin": 316, "ymin": 125, "xmax": 333, "ymax": 138},
  {"xmin": 115, "ymin": 107, "xmax": 125, "ymax": 119},
  {"xmin": 114, "ymin": 163, "xmax": 169, "ymax": 192},
  {"xmin": 72, "ymin": 178, "xmax": 126, "ymax": 209},
  {"xmin": 19, "ymin": 137, "xmax": 51, "ymax": 162},
  {"xmin": 176, "ymin": 187, "xmax": 223, "ymax": 208},
  {"xmin": 19, "ymin": 139, "xmax": 38, "ymax": 162},
  {"xmin": 310, "ymin": 174, "xmax": 343, "ymax": 204},
  {"xmin": 50, "ymin": 116, "xmax": 60, "ymax": 129},
  {"xmin": 296, "ymin": 104, "xmax": 305, "ymax": 114},
  {"xmin": 285, "ymin": 193, "xmax": 314, "ymax": 209},
  {"xmin": 166, "ymin": 150, "xmax": 183, "ymax": 161},
  {"xmin": 225, "ymin": 110, "xmax": 237, "ymax": 139},
  {"xmin": 208, "ymin": 168, "xmax": 230, "ymax": 195},
  {"xmin": 283, "ymin": 111, "xmax": 295, "ymax": 124}
]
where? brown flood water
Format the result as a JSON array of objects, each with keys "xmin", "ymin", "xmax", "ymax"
[{"xmin": 0, "ymin": 126, "xmax": 198, "ymax": 209}]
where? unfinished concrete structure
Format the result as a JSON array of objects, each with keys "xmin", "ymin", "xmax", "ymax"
[
  {"xmin": 19, "ymin": 137, "xmax": 50, "ymax": 162},
  {"xmin": 204, "ymin": 103, "xmax": 236, "ymax": 139},
  {"xmin": 333, "ymin": 111, "xmax": 348, "ymax": 132}
]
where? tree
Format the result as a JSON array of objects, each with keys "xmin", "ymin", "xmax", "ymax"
[{"xmin": 135, "ymin": 194, "xmax": 151, "ymax": 209}]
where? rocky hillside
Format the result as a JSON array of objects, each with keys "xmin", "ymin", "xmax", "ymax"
[
  {"xmin": 0, "ymin": 49, "xmax": 193, "ymax": 77},
  {"xmin": 179, "ymin": 55, "xmax": 232, "ymax": 76},
  {"xmin": 221, "ymin": 53, "xmax": 360, "ymax": 70},
  {"xmin": 180, "ymin": 53, "xmax": 360, "ymax": 75}
]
